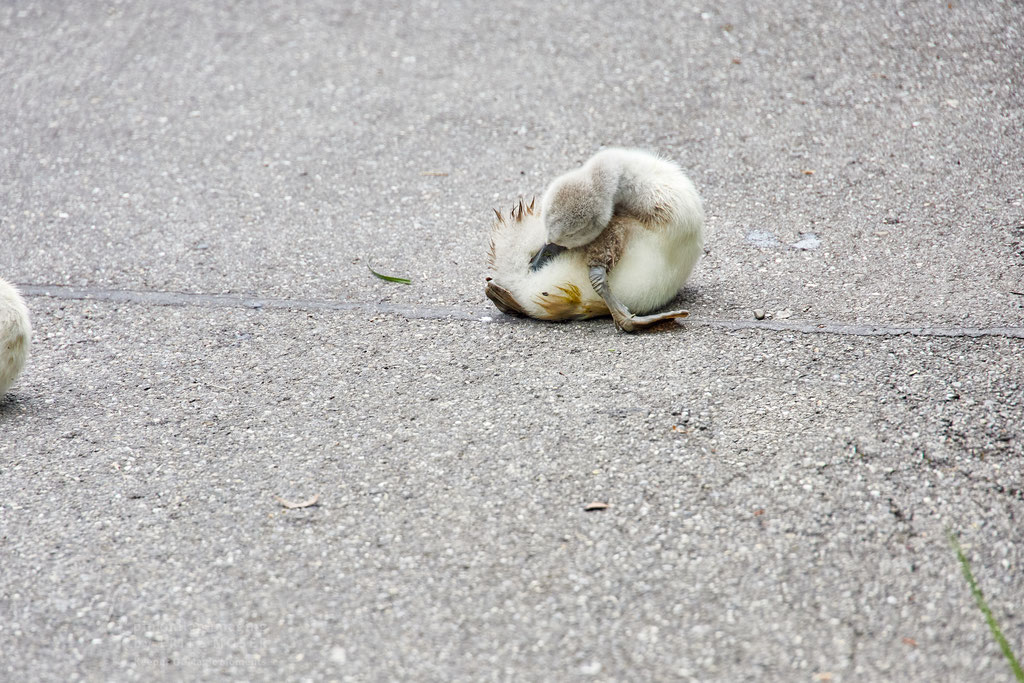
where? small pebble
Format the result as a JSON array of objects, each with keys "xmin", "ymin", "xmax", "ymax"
[
  {"xmin": 776, "ymin": 309, "xmax": 793, "ymax": 319},
  {"xmin": 753, "ymin": 309, "xmax": 765, "ymax": 320}
]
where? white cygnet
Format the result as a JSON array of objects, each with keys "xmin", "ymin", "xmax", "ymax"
[
  {"xmin": 486, "ymin": 147, "xmax": 705, "ymax": 331},
  {"xmin": 0, "ymin": 277, "xmax": 31, "ymax": 396}
]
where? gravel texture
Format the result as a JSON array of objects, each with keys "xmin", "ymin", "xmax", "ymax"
[{"xmin": 2, "ymin": 1, "xmax": 1023, "ymax": 681}]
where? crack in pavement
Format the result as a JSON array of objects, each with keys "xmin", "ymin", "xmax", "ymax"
[
  {"xmin": 18, "ymin": 284, "xmax": 1024, "ymax": 340},
  {"xmin": 688, "ymin": 318, "xmax": 1024, "ymax": 340}
]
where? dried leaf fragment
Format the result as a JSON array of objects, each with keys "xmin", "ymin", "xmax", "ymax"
[{"xmin": 276, "ymin": 494, "xmax": 320, "ymax": 509}]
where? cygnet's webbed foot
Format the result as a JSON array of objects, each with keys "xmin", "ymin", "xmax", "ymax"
[
  {"xmin": 617, "ymin": 308, "xmax": 690, "ymax": 331},
  {"xmin": 588, "ymin": 266, "xmax": 689, "ymax": 333}
]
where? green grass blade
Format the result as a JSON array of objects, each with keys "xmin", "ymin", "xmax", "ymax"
[
  {"xmin": 368, "ymin": 266, "xmax": 411, "ymax": 285},
  {"xmin": 948, "ymin": 531, "xmax": 1024, "ymax": 681}
]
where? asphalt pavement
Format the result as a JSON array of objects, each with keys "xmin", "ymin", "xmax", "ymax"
[{"xmin": 2, "ymin": 1, "xmax": 1023, "ymax": 681}]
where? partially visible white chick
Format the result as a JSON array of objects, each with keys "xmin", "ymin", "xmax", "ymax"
[{"xmin": 0, "ymin": 277, "xmax": 31, "ymax": 396}]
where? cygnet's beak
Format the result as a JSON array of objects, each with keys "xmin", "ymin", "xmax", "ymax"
[{"xmin": 529, "ymin": 243, "xmax": 567, "ymax": 271}]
